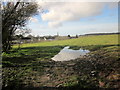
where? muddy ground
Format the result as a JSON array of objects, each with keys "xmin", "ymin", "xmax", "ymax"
[{"xmin": 2, "ymin": 46, "xmax": 120, "ymax": 90}]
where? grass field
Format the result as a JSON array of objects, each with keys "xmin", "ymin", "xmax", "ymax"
[
  {"xmin": 2, "ymin": 34, "xmax": 120, "ymax": 89},
  {"xmin": 14, "ymin": 34, "xmax": 119, "ymax": 49}
]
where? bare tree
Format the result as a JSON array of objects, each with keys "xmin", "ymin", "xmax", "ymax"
[{"xmin": 2, "ymin": 2, "xmax": 38, "ymax": 52}]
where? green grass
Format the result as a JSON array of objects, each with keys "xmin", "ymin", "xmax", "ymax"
[
  {"xmin": 2, "ymin": 46, "xmax": 64, "ymax": 67},
  {"xmin": 13, "ymin": 34, "xmax": 119, "ymax": 48},
  {"xmin": 2, "ymin": 46, "xmax": 64, "ymax": 89}
]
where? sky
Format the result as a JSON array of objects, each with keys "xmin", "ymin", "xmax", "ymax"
[{"xmin": 27, "ymin": 2, "xmax": 118, "ymax": 36}]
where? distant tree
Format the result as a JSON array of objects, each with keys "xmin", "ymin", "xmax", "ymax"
[
  {"xmin": 2, "ymin": 2, "xmax": 38, "ymax": 52},
  {"xmin": 76, "ymin": 35, "xmax": 78, "ymax": 38},
  {"xmin": 68, "ymin": 35, "xmax": 71, "ymax": 38}
]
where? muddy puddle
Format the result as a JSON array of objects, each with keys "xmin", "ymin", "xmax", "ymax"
[{"xmin": 51, "ymin": 46, "xmax": 90, "ymax": 61}]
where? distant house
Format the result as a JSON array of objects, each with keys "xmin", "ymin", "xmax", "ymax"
[
  {"xmin": 39, "ymin": 36, "xmax": 55, "ymax": 41},
  {"xmin": 44, "ymin": 37, "xmax": 46, "ymax": 41},
  {"xmin": 38, "ymin": 37, "xmax": 47, "ymax": 41}
]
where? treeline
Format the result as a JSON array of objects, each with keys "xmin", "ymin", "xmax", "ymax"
[{"xmin": 83, "ymin": 32, "xmax": 120, "ymax": 36}]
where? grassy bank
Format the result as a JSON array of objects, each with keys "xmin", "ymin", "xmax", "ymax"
[{"xmin": 2, "ymin": 34, "xmax": 120, "ymax": 89}]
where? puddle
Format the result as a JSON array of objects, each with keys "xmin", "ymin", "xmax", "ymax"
[{"xmin": 51, "ymin": 46, "xmax": 90, "ymax": 61}]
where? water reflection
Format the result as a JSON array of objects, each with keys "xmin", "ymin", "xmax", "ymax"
[{"xmin": 51, "ymin": 46, "xmax": 90, "ymax": 61}]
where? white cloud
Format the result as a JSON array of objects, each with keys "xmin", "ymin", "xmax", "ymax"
[{"xmin": 37, "ymin": 2, "xmax": 117, "ymax": 28}]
